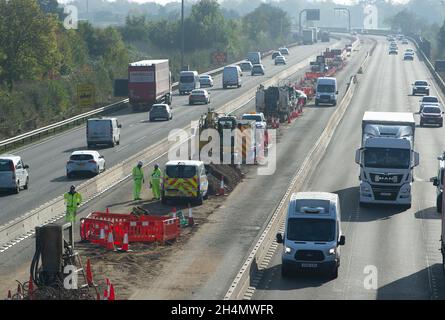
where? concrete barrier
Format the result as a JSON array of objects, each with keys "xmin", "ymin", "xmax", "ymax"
[{"xmin": 0, "ymin": 40, "xmax": 348, "ymax": 252}]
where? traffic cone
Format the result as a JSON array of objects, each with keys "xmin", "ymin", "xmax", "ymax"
[
  {"xmin": 106, "ymin": 232, "xmax": 115, "ymax": 251},
  {"xmin": 7, "ymin": 290, "xmax": 11, "ymax": 300},
  {"xmin": 103, "ymin": 288, "xmax": 108, "ymax": 300},
  {"xmin": 172, "ymin": 207, "xmax": 177, "ymax": 218},
  {"xmin": 99, "ymin": 227, "xmax": 105, "ymax": 246},
  {"xmin": 219, "ymin": 177, "xmax": 225, "ymax": 196},
  {"xmin": 28, "ymin": 275, "xmax": 34, "ymax": 300},
  {"xmin": 188, "ymin": 203, "xmax": 194, "ymax": 226},
  {"xmin": 86, "ymin": 259, "xmax": 93, "ymax": 286},
  {"xmin": 109, "ymin": 283, "xmax": 115, "ymax": 301},
  {"xmin": 120, "ymin": 233, "xmax": 129, "ymax": 252}
]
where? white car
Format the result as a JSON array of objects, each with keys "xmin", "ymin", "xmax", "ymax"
[
  {"xmin": 279, "ymin": 47, "xmax": 290, "ymax": 55},
  {"xmin": 189, "ymin": 89, "xmax": 211, "ymax": 105},
  {"xmin": 199, "ymin": 74, "xmax": 213, "ymax": 87},
  {"xmin": 67, "ymin": 150, "xmax": 105, "ymax": 178},
  {"xmin": 0, "ymin": 154, "xmax": 29, "ymax": 194},
  {"xmin": 275, "ymin": 55, "xmax": 286, "ymax": 65},
  {"xmin": 149, "ymin": 103, "xmax": 172, "ymax": 121}
]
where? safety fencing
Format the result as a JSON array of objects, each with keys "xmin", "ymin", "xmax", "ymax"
[
  {"xmin": 80, "ymin": 211, "xmax": 180, "ymax": 249},
  {"xmin": 0, "ymin": 38, "xmax": 349, "ymax": 252},
  {"xmin": 224, "ymin": 39, "xmax": 373, "ymax": 300}
]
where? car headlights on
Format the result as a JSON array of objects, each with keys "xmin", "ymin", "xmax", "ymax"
[
  {"xmin": 285, "ymin": 247, "xmax": 292, "ymax": 254},
  {"xmin": 327, "ymin": 248, "xmax": 336, "ymax": 255}
]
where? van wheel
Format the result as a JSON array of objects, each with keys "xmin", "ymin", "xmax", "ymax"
[
  {"xmin": 203, "ymin": 192, "xmax": 208, "ymax": 200},
  {"xmin": 24, "ymin": 177, "xmax": 29, "ymax": 190},
  {"xmin": 281, "ymin": 264, "xmax": 291, "ymax": 278},
  {"xmin": 14, "ymin": 182, "xmax": 20, "ymax": 194},
  {"xmin": 329, "ymin": 266, "xmax": 339, "ymax": 279},
  {"xmin": 194, "ymin": 194, "xmax": 203, "ymax": 205},
  {"xmin": 116, "ymin": 139, "xmax": 120, "ymax": 145}
]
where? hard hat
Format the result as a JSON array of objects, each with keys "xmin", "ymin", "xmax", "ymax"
[
  {"xmin": 154, "ymin": 163, "xmax": 159, "ymax": 168},
  {"xmin": 137, "ymin": 160, "xmax": 143, "ymax": 166},
  {"xmin": 70, "ymin": 185, "xmax": 76, "ymax": 191}
]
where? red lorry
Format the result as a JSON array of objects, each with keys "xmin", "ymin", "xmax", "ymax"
[{"xmin": 128, "ymin": 59, "xmax": 172, "ymax": 111}]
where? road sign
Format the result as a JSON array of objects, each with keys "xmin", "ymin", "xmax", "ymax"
[
  {"xmin": 212, "ymin": 52, "xmax": 227, "ymax": 64},
  {"xmin": 77, "ymin": 84, "xmax": 95, "ymax": 107},
  {"xmin": 306, "ymin": 9, "xmax": 320, "ymax": 21}
]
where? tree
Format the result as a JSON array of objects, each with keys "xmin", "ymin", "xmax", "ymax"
[
  {"xmin": 37, "ymin": 0, "xmax": 61, "ymax": 15},
  {"xmin": 0, "ymin": 0, "xmax": 59, "ymax": 90}
]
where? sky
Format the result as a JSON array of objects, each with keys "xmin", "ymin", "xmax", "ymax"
[{"xmin": 62, "ymin": 0, "xmax": 410, "ymax": 4}]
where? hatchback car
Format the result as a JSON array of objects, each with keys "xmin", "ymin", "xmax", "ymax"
[
  {"xmin": 251, "ymin": 64, "xmax": 265, "ymax": 76},
  {"xmin": 404, "ymin": 53, "xmax": 414, "ymax": 60},
  {"xmin": 0, "ymin": 154, "xmax": 29, "ymax": 194},
  {"xmin": 189, "ymin": 89, "xmax": 210, "ymax": 105},
  {"xmin": 412, "ymin": 80, "xmax": 430, "ymax": 95},
  {"xmin": 272, "ymin": 51, "xmax": 282, "ymax": 60},
  {"xmin": 149, "ymin": 103, "xmax": 172, "ymax": 121},
  {"xmin": 238, "ymin": 61, "xmax": 253, "ymax": 72},
  {"xmin": 279, "ymin": 47, "xmax": 290, "ymax": 55},
  {"xmin": 389, "ymin": 48, "xmax": 398, "ymax": 55},
  {"xmin": 199, "ymin": 74, "xmax": 213, "ymax": 88},
  {"xmin": 420, "ymin": 95, "xmax": 439, "ymax": 105},
  {"xmin": 275, "ymin": 55, "xmax": 286, "ymax": 65},
  {"xmin": 420, "ymin": 105, "xmax": 443, "ymax": 127},
  {"xmin": 66, "ymin": 150, "xmax": 105, "ymax": 178}
]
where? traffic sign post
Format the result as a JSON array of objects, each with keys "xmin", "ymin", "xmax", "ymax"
[{"xmin": 77, "ymin": 84, "xmax": 95, "ymax": 108}]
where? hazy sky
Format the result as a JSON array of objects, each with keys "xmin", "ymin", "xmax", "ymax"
[{"xmin": 64, "ymin": 0, "xmax": 410, "ymax": 4}]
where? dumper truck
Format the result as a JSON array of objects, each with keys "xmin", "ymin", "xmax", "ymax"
[{"xmin": 128, "ymin": 59, "xmax": 172, "ymax": 111}]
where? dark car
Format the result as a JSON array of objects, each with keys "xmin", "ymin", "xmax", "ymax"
[
  {"xmin": 272, "ymin": 51, "xmax": 282, "ymax": 60},
  {"xmin": 238, "ymin": 61, "xmax": 253, "ymax": 72},
  {"xmin": 251, "ymin": 64, "xmax": 265, "ymax": 76},
  {"xmin": 420, "ymin": 105, "xmax": 443, "ymax": 127},
  {"xmin": 403, "ymin": 53, "xmax": 414, "ymax": 61}
]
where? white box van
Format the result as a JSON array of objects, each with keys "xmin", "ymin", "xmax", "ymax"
[
  {"xmin": 315, "ymin": 77, "xmax": 338, "ymax": 106},
  {"xmin": 86, "ymin": 117, "xmax": 121, "ymax": 148},
  {"xmin": 0, "ymin": 154, "xmax": 29, "ymax": 194},
  {"xmin": 247, "ymin": 52, "xmax": 261, "ymax": 65},
  {"xmin": 223, "ymin": 65, "xmax": 242, "ymax": 89},
  {"xmin": 276, "ymin": 192, "xmax": 345, "ymax": 279},
  {"xmin": 179, "ymin": 71, "xmax": 200, "ymax": 95}
]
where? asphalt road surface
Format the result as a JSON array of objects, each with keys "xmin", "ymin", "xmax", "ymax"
[{"xmin": 252, "ymin": 36, "xmax": 445, "ymax": 300}]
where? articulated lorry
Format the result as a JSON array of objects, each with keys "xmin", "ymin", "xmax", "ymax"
[
  {"xmin": 302, "ymin": 29, "xmax": 316, "ymax": 45},
  {"xmin": 355, "ymin": 112, "xmax": 419, "ymax": 207},
  {"xmin": 128, "ymin": 59, "xmax": 172, "ymax": 111}
]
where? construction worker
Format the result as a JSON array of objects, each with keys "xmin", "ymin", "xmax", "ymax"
[
  {"xmin": 64, "ymin": 185, "xmax": 82, "ymax": 223},
  {"xmin": 132, "ymin": 161, "xmax": 145, "ymax": 201},
  {"xmin": 150, "ymin": 163, "xmax": 162, "ymax": 200}
]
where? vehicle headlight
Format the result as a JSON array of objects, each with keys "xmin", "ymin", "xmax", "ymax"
[
  {"xmin": 361, "ymin": 185, "xmax": 371, "ymax": 192},
  {"xmin": 285, "ymin": 247, "xmax": 292, "ymax": 254},
  {"xmin": 400, "ymin": 185, "xmax": 411, "ymax": 194},
  {"xmin": 327, "ymin": 248, "xmax": 336, "ymax": 255}
]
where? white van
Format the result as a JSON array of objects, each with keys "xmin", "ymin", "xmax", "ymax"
[
  {"xmin": 179, "ymin": 71, "xmax": 200, "ymax": 95},
  {"xmin": 315, "ymin": 77, "xmax": 338, "ymax": 106},
  {"xmin": 86, "ymin": 117, "xmax": 121, "ymax": 148},
  {"xmin": 0, "ymin": 154, "xmax": 29, "ymax": 194},
  {"xmin": 223, "ymin": 65, "xmax": 242, "ymax": 89},
  {"xmin": 276, "ymin": 192, "xmax": 345, "ymax": 279},
  {"xmin": 247, "ymin": 52, "xmax": 261, "ymax": 65}
]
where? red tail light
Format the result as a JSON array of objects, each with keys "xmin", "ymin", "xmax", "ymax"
[{"xmin": 89, "ymin": 160, "xmax": 97, "ymax": 164}]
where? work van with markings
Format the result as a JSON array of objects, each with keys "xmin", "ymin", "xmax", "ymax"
[
  {"xmin": 161, "ymin": 160, "xmax": 208, "ymax": 205},
  {"xmin": 276, "ymin": 192, "xmax": 345, "ymax": 279}
]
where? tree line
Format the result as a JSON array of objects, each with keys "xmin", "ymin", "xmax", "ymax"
[{"xmin": 0, "ymin": 0, "xmax": 291, "ymax": 139}]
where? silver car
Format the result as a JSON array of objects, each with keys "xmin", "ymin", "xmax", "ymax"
[
  {"xmin": 66, "ymin": 150, "xmax": 105, "ymax": 178},
  {"xmin": 149, "ymin": 103, "xmax": 172, "ymax": 121},
  {"xmin": 0, "ymin": 154, "xmax": 29, "ymax": 194},
  {"xmin": 199, "ymin": 75, "xmax": 213, "ymax": 87},
  {"xmin": 275, "ymin": 55, "xmax": 286, "ymax": 65}
]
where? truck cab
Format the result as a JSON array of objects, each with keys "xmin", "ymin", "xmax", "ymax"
[
  {"xmin": 276, "ymin": 192, "xmax": 345, "ymax": 279},
  {"xmin": 355, "ymin": 112, "xmax": 419, "ymax": 207}
]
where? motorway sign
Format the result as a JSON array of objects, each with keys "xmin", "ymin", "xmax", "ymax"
[{"xmin": 77, "ymin": 84, "xmax": 95, "ymax": 107}]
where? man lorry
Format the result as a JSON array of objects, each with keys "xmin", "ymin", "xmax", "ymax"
[
  {"xmin": 355, "ymin": 112, "xmax": 419, "ymax": 208},
  {"xmin": 128, "ymin": 59, "xmax": 172, "ymax": 111}
]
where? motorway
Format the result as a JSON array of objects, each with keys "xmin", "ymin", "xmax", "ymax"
[
  {"xmin": 0, "ymin": 35, "xmax": 367, "ymax": 297},
  {"xmin": 0, "ymin": 37, "xmax": 346, "ymax": 226},
  {"xmin": 252, "ymin": 36, "xmax": 445, "ymax": 300}
]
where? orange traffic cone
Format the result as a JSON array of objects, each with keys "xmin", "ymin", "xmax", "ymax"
[
  {"xmin": 103, "ymin": 278, "xmax": 110, "ymax": 300},
  {"xmin": 109, "ymin": 283, "xmax": 115, "ymax": 301},
  {"xmin": 188, "ymin": 203, "xmax": 194, "ymax": 226},
  {"xmin": 219, "ymin": 177, "xmax": 225, "ymax": 196},
  {"xmin": 99, "ymin": 227, "xmax": 105, "ymax": 246},
  {"xmin": 28, "ymin": 275, "xmax": 34, "ymax": 300},
  {"xmin": 106, "ymin": 232, "xmax": 115, "ymax": 251},
  {"xmin": 120, "ymin": 233, "xmax": 129, "ymax": 252},
  {"xmin": 86, "ymin": 259, "xmax": 93, "ymax": 286}
]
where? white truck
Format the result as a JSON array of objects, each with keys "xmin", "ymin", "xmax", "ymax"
[{"xmin": 355, "ymin": 112, "xmax": 419, "ymax": 208}]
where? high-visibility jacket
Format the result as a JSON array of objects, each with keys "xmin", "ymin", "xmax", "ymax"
[
  {"xmin": 64, "ymin": 192, "xmax": 82, "ymax": 209},
  {"xmin": 151, "ymin": 168, "xmax": 162, "ymax": 183},
  {"xmin": 132, "ymin": 166, "xmax": 144, "ymax": 181}
]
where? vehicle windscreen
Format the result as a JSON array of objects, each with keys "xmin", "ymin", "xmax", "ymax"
[
  {"xmin": 364, "ymin": 148, "xmax": 411, "ymax": 169},
  {"xmin": 180, "ymin": 75, "xmax": 195, "ymax": 83},
  {"xmin": 166, "ymin": 165, "xmax": 196, "ymax": 178},
  {"xmin": 0, "ymin": 160, "xmax": 13, "ymax": 172},
  {"xmin": 287, "ymin": 218, "xmax": 335, "ymax": 242},
  {"xmin": 423, "ymin": 107, "xmax": 441, "ymax": 113},
  {"xmin": 423, "ymin": 97, "xmax": 438, "ymax": 103},
  {"xmin": 242, "ymin": 115, "xmax": 262, "ymax": 122},
  {"xmin": 152, "ymin": 105, "xmax": 166, "ymax": 110},
  {"xmin": 191, "ymin": 90, "xmax": 204, "ymax": 95},
  {"xmin": 415, "ymin": 81, "xmax": 427, "ymax": 86},
  {"xmin": 317, "ymin": 84, "xmax": 335, "ymax": 93},
  {"xmin": 70, "ymin": 154, "xmax": 94, "ymax": 161}
]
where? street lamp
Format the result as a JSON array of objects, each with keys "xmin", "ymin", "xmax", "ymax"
[{"xmin": 334, "ymin": 7, "xmax": 351, "ymax": 33}]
